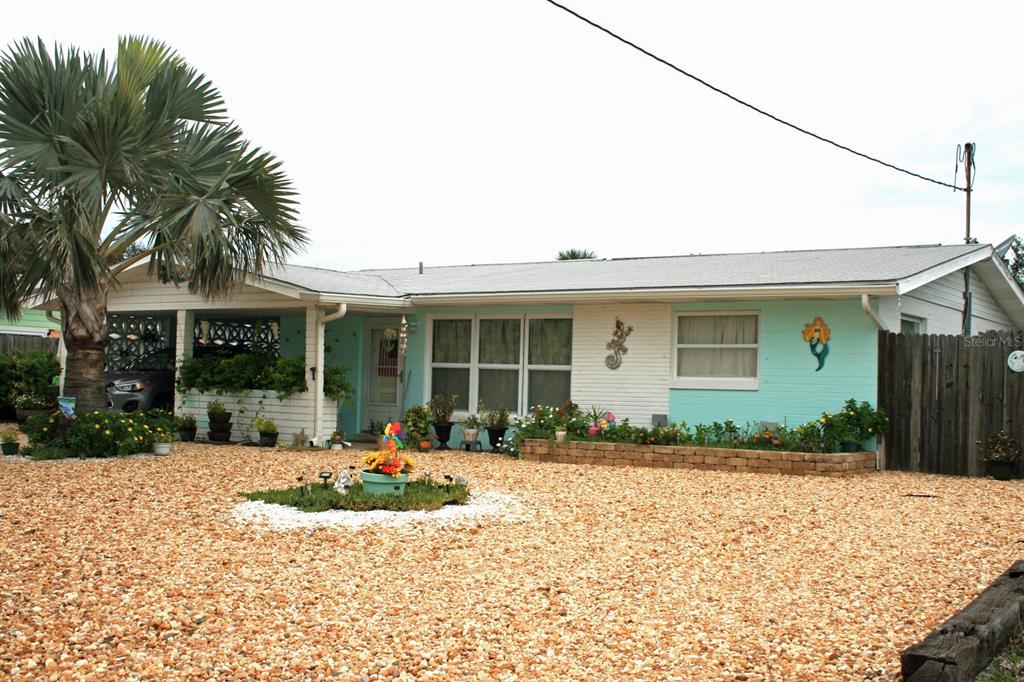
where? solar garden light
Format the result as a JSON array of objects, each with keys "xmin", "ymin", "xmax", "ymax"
[
  {"xmin": 444, "ymin": 474, "xmax": 453, "ymax": 491},
  {"xmin": 319, "ymin": 471, "xmax": 332, "ymax": 488}
]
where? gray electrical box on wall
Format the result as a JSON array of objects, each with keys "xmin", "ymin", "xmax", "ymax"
[{"xmin": 652, "ymin": 414, "xmax": 668, "ymax": 427}]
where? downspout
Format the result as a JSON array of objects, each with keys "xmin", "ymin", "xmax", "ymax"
[
  {"xmin": 313, "ymin": 304, "xmax": 347, "ymax": 444},
  {"xmin": 861, "ymin": 294, "xmax": 887, "ymax": 331}
]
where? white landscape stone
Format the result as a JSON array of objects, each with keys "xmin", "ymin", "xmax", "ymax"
[{"xmin": 232, "ymin": 490, "xmax": 530, "ymax": 531}]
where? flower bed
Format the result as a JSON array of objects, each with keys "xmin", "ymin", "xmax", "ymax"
[{"xmin": 521, "ymin": 439, "xmax": 876, "ymax": 476}]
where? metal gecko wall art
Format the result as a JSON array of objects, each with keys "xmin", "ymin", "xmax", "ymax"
[
  {"xmin": 605, "ymin": 318, "xmax": 634, "ymax": 369},
  {"xmin": 802, "ymin": 316, "xmax": 831, "ymax": 371}
]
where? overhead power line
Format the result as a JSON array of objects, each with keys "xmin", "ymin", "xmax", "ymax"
[{"xmin": 545, "ymin": 0, "xmax": 966, "ymax": 191}]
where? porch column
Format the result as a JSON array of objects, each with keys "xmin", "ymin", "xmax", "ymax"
[{"xmin": 173, "ymin": 309, "xmax": 194, "ymax": 414}]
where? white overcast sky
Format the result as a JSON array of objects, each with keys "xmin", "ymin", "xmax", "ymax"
[{"xmin": 6, "ymin": 0, "xmax": 1023, "ymax": 270}]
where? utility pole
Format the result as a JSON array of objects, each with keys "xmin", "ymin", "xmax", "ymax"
[
  {"xmin": 963, "ymin": 142, "xmax": 974, "ymax": 245},
  {"xmin": 962, "ymin": 142, "xmax": 975, "ymax": 336}
]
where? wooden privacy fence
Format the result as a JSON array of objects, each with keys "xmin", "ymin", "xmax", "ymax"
[
  {"xmin": 0, "ymin": 333, "xmax": 59, "ymax": 355},
  {"xmin": 878, "ymin": 330, "xmax": 1024, "ymax": 476}
]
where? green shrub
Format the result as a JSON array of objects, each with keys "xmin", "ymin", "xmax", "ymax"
[
  {"xmin": 403, "ymin": 404, "xmax": 432, "ymax": 438},
  {"xmin": 504, "ymin": 397, "xmax": 882, "ymax": 455},
  {"xmin": 243, "ymin": 478, "xmax": 468, "ymax": 513},
  {"xmin": 322, "ymin": 365, "xmax": 355, "ymax": 405},
  {"xmin": 23, "ymin": 409, "xmax": 173, "ymax": 458},
  {"xmin": 0, "ymin": 349, "xmax": 60, "ymax": 411},
  {"xmin": 176, "ymin": 352, "xmax": 352, "ymax": 401}
]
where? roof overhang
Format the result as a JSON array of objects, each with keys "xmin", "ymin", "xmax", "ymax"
[{"xmin": 895, "ymin": 245, "xmax": 993, "ymax": 295}]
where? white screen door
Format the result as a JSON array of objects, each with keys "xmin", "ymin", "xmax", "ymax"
[{"xmin": 363, "ymin": 320, "xmax": 402, "ymax": 428}]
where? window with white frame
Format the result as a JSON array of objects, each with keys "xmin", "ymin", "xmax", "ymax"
[
  {"xmin": 900, "ymin": 315, "xmax": 925, "ymax": 335},
  {"xmin": 674, "ymin": 312, "xmax": 759, "ymax": 388},
  {"xmin": 428, "ymin": 315, "xmax": 572, "ymax": 413}
]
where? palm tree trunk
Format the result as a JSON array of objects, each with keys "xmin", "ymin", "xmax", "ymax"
[{"xmin": 60, "ymin": 287, "xmax": 110, "ymax": 414}]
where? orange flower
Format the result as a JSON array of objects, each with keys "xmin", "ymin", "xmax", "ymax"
[{"xmin": 802, "ymin": 317, "xmax": 831, "ymax": 344}]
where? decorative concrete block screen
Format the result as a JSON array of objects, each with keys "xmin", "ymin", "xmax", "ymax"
[{"xmin": 521, "ymin": 440, "xmax": 876, "ymax": 477}]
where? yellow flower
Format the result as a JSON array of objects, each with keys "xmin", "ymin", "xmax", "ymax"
[
  {"xmin": 95, "ymin": 424, "xmax": 100, "ymax": 430},
  {"xmin": 818, "ymin": 418, "xmax": 826, "ymax": 424},
  {"xmin": 42, "ymin": 427, "xmax": 48, "ymax": 432},
  {"xmin": 127, "ymin": 427, "xmax": 133, "ymax": 432},
  {"xmin": 104, "ymin": 430, "xmax": 111, "ymax": 436}
]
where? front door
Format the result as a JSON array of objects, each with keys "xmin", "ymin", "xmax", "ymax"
[{"xmin": 362, "ymin": 319, "xmax": 402, "ymax": 431}]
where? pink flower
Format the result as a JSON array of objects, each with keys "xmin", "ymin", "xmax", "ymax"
[{"xmin": 588, "ymin": 426, "xmax": 599, "ymax": 436}]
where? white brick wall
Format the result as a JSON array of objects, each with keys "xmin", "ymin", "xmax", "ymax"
[{"xmin": 570, "ymin": 304, "xmax": 671, "ymax": 427}]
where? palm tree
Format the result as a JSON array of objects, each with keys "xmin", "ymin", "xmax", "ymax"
[
  {"xmin": 0, "ymin": 37, "xmax": 307, "ymax": 411},
  {"xmin": 557, "ymin": 249, "xmax": 596, "ymax": 260}
]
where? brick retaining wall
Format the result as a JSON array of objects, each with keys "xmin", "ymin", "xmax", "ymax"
[{"xmin": 521, "ymin": 439, "xmax": 876, "ymax": 477}]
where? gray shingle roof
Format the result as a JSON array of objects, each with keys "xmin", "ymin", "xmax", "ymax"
[
  {"xmin": 265, "ymin": 244, "xmax": 991, "ymax": 298},
  {"xmin": 263, "ymin": 264, "xmax": 402, "ymax": 297}
]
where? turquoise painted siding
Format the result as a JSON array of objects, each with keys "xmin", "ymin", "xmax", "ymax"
[
  {"xmin": 400, "ymin": 306, "xmax": 572, "ymax": 444},
  {"xmin": 668, "ymin": 299, "xmax": 878, "ymax": 427},
  {"xmin": 325, "ymin": 313, "xmax": 365, "ymax": 436},
  {"xmin": 278, "ymin": 311, "xmax": 306, "ymax": 357}
]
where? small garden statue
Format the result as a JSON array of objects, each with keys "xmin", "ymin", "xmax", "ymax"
[{"xmin": 333, "ymin": 469, "xmax": 354, "ymax": 493}]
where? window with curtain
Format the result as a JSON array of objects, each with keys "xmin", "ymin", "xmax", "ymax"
[
  {"xmin": 526, "ymin": 318, "xmax": 572, "ymax": 408},
  {"xmin": 675, "ymin": 313, "xmax": 758, "ymax": 380},
  {"xmin": 428, "ymin": 315, "xmax": 572, "ymax": 413},
  {"xmin": 431, "ymin": 318, "xmax": 471, "ymax": 410},
  {"xmin": 478, "ymin": 318, "xmax": 521, "ymax": 411}
]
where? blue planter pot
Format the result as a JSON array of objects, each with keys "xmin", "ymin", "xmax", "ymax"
[{"xmin": 361, "ymin": 471, "xmax": 409, "ymax": 496}]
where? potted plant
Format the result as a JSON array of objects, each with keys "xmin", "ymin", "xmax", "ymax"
[
  {"xmin": 207, "ymin": 400, "xmax": 232, "ymax": 443},
  {"xmin": 252, "ymin": 415, "xmax": 279, "ymax": 447},
  {"xmin": 429, "ymin": 393, "xmax": 458, "ymax": 450},
  {"xmin": 403, "ymin": 404, "xmax": 433, "ymax": 448},
  {"xmin": 368, "ymin": 419, "xmax": 388, "ymax": 449},
  {"xmin": 330, "ymin": 431, "xmax": 347, "ymax": 451},
  {"xmin": 462, "ymin": 406, "xmax": 483, "ymax": 445},
  {"xmin": 980, "ymin": 431, "xmax": 1022, "ymax": 481},
  {"xmin": 153, "ymin": 433, "xmax": 172, "ymax": 456},
  {"xmin": 175, "ymin": 413, "xmax": 197, "ymax": 442},
  {"xmin": 1, "ymin": 427, "xmax": 20, "ymax": 455},
  {"xmin": 482, "ymin": 404, "xmax": 511, "ymax": 453},
  {"xmin": 360, "ymin": 423, "xmax": 415, "ymax": 495},
  {"xmin": 835, "ymin": 399, "xmax": 889, "ymax": 452}
]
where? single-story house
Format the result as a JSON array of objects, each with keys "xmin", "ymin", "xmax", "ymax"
[{"xmin": 35, "ymin": 242, "xmax": 1024, "ymax": 444}]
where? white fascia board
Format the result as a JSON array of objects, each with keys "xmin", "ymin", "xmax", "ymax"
[
  {"xmin": 246, "ymin": 275, "xmax": 307, "ymax": 299},
  {"xmin": 895, "ymin": 246, "xmax": 993, "ymax": 295},
  {"xmin": 406, "ymin": 283, "xmax": 897, "ymax": 306},
  {"xmin": 298, "ymin": 292, "xmax": 412, "ymax": 308}
]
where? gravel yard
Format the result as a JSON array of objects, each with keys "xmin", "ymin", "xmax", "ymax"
[{"xmin": 1, "ymin": 444, "xmax": 1021, "ymax": 681}]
